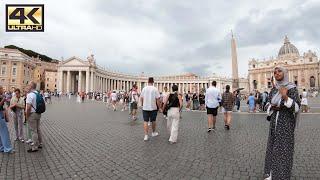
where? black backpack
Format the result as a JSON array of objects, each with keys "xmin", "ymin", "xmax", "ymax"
[{"xmin": 32, "ymin": 92, "xmax": 46, "ymax": 114}]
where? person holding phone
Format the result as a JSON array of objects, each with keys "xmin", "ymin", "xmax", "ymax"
[{"xmin": 264, "ymin": 67, "xmax": 300, "ymax": 180}]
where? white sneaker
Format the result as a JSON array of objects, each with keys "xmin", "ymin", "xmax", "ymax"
[
  {"xmin": 151, "ymin": 132, "xmax": 159, "ymax": 137},
  {"xmin": 26, "ymin": 139, "xmax": 32, "ymax": 144},
  {"xmin": 148, "ymin": 122, "xmax": 151, "ymax": 126},
  {"xmin": 264, "ymin": 176, "xmax": 271, "ymax": 180},
  {"xmin": 144, "ymin": 135, "xmax": 148, "ymax": 141}
]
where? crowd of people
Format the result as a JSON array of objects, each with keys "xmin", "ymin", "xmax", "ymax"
[
  {"xmin": 96, "ymin": 66, "xmax": 304, "ymax": 179},
  {"xmin": 0, "ymin": 66, "xmax": 315, "ymax": 179},
  {"xmin": 0, "ymin": 82, "xmax": 47, "ymax": 154}
]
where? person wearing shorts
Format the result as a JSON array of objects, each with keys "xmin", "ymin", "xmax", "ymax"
[
  {"xmin": 140, "ymin": 77, "xmax": 161, "ymax": 141},
  {"xmin": 221, "ymin": 85, "xmax": 235, "ymax": 130},
  {"xmin": 205, "ymin": 81, "xmax": 221, "ymax": 132},
  {"xmin": 130, "ymin": 85, "xmax": 139, "ymax": 120}
]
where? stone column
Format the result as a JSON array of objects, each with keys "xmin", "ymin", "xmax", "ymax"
[
  {"xmin": 86, "ymin": 70, "xmax": 90, "ymax": 93},
  {"xmin": 90, "ymin": 72, "xmax": 93, "ymax": 92},
  {"xmin": 58, "ymin": 70, "xmax": 64, "ymax": 93},
  {"xmin": 78, "ymin": 71, "xmax": 82, "ymax": 92},
  {"xmin": 66, "ymin": 71, "xmax": 71, "ymax": 93}
]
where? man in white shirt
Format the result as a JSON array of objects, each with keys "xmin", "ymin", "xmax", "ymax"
[
  {"xmin": 111, "ymin": 91, "xmax": 118, "ymax": 111},
  {"xmin": 140, "ymin": 77, "xmax": 161, "ymax": 141},
  {"xmin": 25, "ymin": 81, "xmax": 42, "ymax": 152},
  {"xmin": 205, "ymin": 81, "xmax": 221, "ymax": 132},
  {"xmin": 301, "ymin": 89, "xmax": 308, "ymax": 112}
]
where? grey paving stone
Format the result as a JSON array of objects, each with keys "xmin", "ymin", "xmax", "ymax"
[{"xmin": 0, "ymin": 98, "xmax": 319, "ymax": 179}]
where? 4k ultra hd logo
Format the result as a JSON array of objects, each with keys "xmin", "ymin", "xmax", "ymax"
[{"xmin": 6, "ymin": 4, "xmax": 44, "ymax": 32}]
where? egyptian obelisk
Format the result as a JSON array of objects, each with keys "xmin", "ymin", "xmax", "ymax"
[{"xmin": 231, "ymin": 31, "xmax": 239, "ymax": 90}]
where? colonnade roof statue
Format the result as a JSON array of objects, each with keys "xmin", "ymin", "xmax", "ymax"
[{"xmin": 57, "ymin": 54, "xmax": 249, "ymax": 94}]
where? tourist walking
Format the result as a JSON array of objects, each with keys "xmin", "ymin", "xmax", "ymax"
[
  {"xmin": 140, "ymin": 77, "xmax": 161, "ymax": 141},
  {"xmin": 162, "ymin": 85, "xmax": 183, "ymax": 144},
  {"xmin": 111, "ymin": 91, "xmax": 117, "ymax": 111},
  {"xmin": 235, "ymin": 91, "xmax": 241, "ymax": 112},
  {"xmin": 0, "ymin": 86, "xmax": 14, "ymax": 153},
  {"xmin": 248, "ymin": 93, "xmax": 255, "ymax": 113},
  {"xmin": 129, "ymin": 85, "xmax": 139, "ymax": 120},
  {"xmin": 264, "ymin": 66, "xmax": 300, "ymax": 180},
  {"xmin": 185, "ymin": 91, "xmax": 191, "ymax": 110},
  {"xmin": 25, "ymin": 81, "xmax": 45, "ymax": 152},
  {"xmin": 161, "ymin": 87, "xmax": 170, "ymax": 118},
  {"xmin": 221, "ymin": 85, "xmax": 235, "ymax": 130},
  {"xmin": 123, "ymin": 92, "xmax": 129, "ymax": 111},
  {"xmin": 205, "ymin": 81, "xmax": 221, "ymax": 132},
  {"xmin": 199, "ymin": 91, "xmax": 205, "ymax": 111},
  {"xmin": 23, "ymin": 87, "xmax": 32, "ymax": 144},
  {"xmin": 9, "ymin": 88, "xmax": 25, "ymax": 142},
  {"xmin": 301, "ymin": 89, "xmax": 308, "ymax": 113},
  {"xmin": 192, "ymin": 93, "xmax": 199, "ymax": 110}
]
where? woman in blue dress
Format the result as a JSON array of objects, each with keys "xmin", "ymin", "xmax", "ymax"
[
  {"xmin": 0, "ymin": 86, "xmax": 14, "ymax": 153},
  {"xmin": 248, "ymin": 93, "xmax": 255, "ymax": 112}
]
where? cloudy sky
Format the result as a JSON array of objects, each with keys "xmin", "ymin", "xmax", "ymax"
[{"xmin": 1, "ymin": 0, "xmax": 319, "ymax": 77}]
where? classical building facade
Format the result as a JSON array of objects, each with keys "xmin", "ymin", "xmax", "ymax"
[
  {"xmin": 45, "ymin": 71, "xmax": 58, "ymax": 92},
  {"xmin": 248, "ymin": 36, "xmax": 320, "ymax": 92},
  {"xmin": 57, "ymin": 55, "xmax": 249, "ymax": 94},
  {"xmin": 0, "ymin": 48, "xmax": 58, "ymax": 91}
]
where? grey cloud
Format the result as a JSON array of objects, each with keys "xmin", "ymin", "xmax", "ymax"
[
  {"xmin": 234, "ymin": 3, "xmax": 320, "ymax": 47},
  {"xmin": 1, "ymin": 0, "xmax": 319, "ymax": 77}
]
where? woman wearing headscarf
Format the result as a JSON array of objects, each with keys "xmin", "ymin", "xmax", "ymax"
[{"xmin": 264, "ymin": 67, "xmax": 300, "ymax": 180}]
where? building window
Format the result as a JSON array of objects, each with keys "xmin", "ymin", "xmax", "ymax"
[
  {"xmin": 47, "ymin": 78, "xmax": 49, "ymax": 81},
  {"xmin": 309, "ymin": 58, "xmax": 312, "ymax": 62},
  {"xmin": 12, "ymin": 67, "xmax": 17, "ymax": 76},
  {"xmin": 12, "ymin": 79, "xmax": 15, "ymax": 83},
  {"xmin": 1, "ymin": 67, "xmax": 6, "ymax": 75},
  {"xmin": 4, "ymin": 54, "xmax": 8, "ymax": 57},
  {"xmin": 13, "ymin": 62, "xmax": 17, "ymax": 66},
  {"xmin": 2, "ymin": 62, "xmax": 6, "ymax": 65},
  {"xmin": 54, "ymin": 84, "xmax": 56, "ymax": 87},
  {"xmin": 252, "ymin": 64, "xmax": 255, "ymax": 68},
  {"xmin": 47, "ymin": 84, "xmax": 49, "ymax": 87}
]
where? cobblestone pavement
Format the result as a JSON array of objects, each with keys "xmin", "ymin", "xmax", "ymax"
[{"xmin": 0, "ymin": 98, "xmax": 320, "ymax": 180}]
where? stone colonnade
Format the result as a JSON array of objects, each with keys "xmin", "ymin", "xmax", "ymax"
[{"xmin": 58, "ymin": 71, "xmax": 214, "ymax": 93}]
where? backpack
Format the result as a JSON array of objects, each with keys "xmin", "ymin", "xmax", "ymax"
[{"xmin": 32, "ymin": 91, "xmax": 46, "ymax": 114}]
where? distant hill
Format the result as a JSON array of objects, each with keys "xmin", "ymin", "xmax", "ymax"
[{"xmin": 4, "ymin": 45, "xmax": 58, "ymax": 63}]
